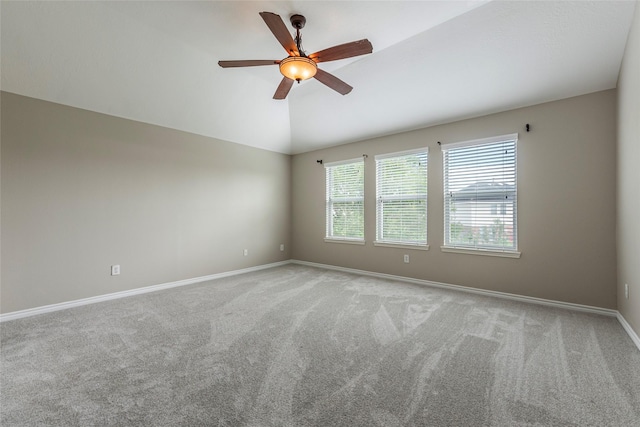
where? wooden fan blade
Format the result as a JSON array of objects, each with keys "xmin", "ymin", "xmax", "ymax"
[
  {"xmin": 259, "ymin": 12, "xmax": 299, "ymax": 56},
  {"xmin": 273, "ymin": 77, "xmax": 294, "ymax": 100},
  {"xmin": 218, "ymin": 60, "xmax": 279, "ymax": 68},
  {"xmin": 313, "ymin": 68, "xmax": 353, "ymax": 95},
  {"xmin": 309, "ymin": 39, "xmax": 372, "ymax": 63}
]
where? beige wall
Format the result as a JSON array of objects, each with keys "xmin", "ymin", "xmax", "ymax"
[
  {"xmin": 0, "ymin": 84, "xmax": 627, "ymax": 318},
  {"xmin": 292, "ymin": 90, "xmax": 618, "ymax": 309},
  {"xmin": 1, "ymin": 92, "xmax": 291, "ymax": 314},
  {"xmin": 617, "ymin": 2, "xmax": 640, "ymax": 335}
]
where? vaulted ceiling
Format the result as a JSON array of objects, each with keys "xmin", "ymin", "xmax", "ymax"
[{"xmin": 1, "ymin": 1, "xmax": 635, "ymax": 154}]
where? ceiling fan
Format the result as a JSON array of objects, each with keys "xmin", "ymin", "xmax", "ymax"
[{"xmin": 218, "ymin": 12, "xmax": 373, "ymax": 100}]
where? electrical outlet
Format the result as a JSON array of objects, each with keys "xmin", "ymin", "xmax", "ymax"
[
  {"xmin": 625, "ymin": 283, "xmax": 629, "ymax": 299},
  {"xmin": 111, "ymin": 265, "xmax": 120, "ymax": 276},
  {"xmin": 403, "ymin": 254, "xmax": 410, "ymax": 263},
  {"xmin": 243, "ymin": 249, "xmax": 248, "ymax": 256},
  {"xmin": 280, "ymin": 244, "xmax": 285, "ymax": 251}
]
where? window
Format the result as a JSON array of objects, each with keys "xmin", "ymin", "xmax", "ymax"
[
  {"xmin": 375, "ymin": 148, "xmax": 428, "ymax": 247},
  {"xmin": 442, "ymin": 134, "xmax": 519, "ymax": 256},
  {"xmin": 325, "ymin": 158, "xmax": 365, "ymax": 243}
]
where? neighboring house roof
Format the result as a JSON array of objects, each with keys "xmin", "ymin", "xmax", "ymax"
[{"xmin": 452, "ymin": 182, "xmax": 515, "ymax": 202}]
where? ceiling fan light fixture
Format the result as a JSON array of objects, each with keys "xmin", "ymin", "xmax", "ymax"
[
  {"xmin": 219, "ymin": 12, "xmax": 372, "ymax": 99},
  {"xmin": 279, "ymin": 56, "xmax": 317, "ymax": 82}
]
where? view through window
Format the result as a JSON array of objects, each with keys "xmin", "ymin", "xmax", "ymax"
[
  {"xmin": 443, "ymin": 134, "xmax": 518, "ymax": 252},
  {"xmin": 375, "ymin": 148, "xmax": 428, "ymax": 246},
  {"xmin": 325, "ymin": 158, "xmax": 365, "ymax": 241}
]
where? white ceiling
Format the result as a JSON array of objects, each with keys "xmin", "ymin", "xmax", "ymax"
[{"xmin": 1, "ymin": 1, "xmax": 636, "ymax": 154}]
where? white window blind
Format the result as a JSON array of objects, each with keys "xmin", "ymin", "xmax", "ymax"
[
  {"xmin": 325, "ymin": 158, "xmax": 364, "ymax": 241},
  {"xmin": 375, "ymin": 148, "xmax": 428, "ymax": 246},
  {"xmin": 443, "ymin": 134, "xmax": 517, "ymax": 252}
]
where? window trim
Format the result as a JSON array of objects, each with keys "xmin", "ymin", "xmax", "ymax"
[
  {"xmin": 374, "ymin": 147, "xmax": 429, "ymax": 248},
  {"xmin": 374, "ymin": 241, "xmax": 429, "ymax": 250},
  {"xmin": 324, "ymin": 237, "xmax": 366, "ymax": 245},
  {"xmin": 441, "ymin": 134, "xmax": 519, "ymax": 256},
  {"xmin": 440, "ymin": 246, "xmax": 521, "ymax": 258}
]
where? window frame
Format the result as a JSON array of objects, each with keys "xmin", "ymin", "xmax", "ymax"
[
  {"xmin": 374, "ymin": 147, "xmax": 429, "ymax": 250},
  {"xmin": 441, "ymin": 134, "xmax": 521, "ymax": 258},
  {"xmin": 324, "ymin": 157, "xmax": 365, "ymax": 244}
]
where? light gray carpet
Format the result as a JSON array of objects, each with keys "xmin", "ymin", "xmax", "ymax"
[{"xmin": 1, "ymin": 265, "xmax": 639, "ymax": 426}]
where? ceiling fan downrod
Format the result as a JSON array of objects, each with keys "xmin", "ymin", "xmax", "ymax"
[{"xmin": 290, "ymin": 14, "xmax": 306, "ymax": 56}]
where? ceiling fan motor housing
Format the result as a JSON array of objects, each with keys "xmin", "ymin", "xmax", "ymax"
[{"xmin": 290, "ymin": 14, "xmax": 306, "ymax": 29}]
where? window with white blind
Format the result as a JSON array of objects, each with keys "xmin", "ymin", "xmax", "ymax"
[
  {"xmin": 375, "ymin": 148, "xmax": 428, "ymax": 247},
  {"xmin": 442, "ymin": 134, "xmax": 520, "ymax": 257},
  {"xmin": 325, "ymin": 158, "xmax": 365, "ymax": 243}
]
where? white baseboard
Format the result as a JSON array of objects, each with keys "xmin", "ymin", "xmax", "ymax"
[
  {"xmin": 3, "ymin": 258, "xmax": 639, "ymax": 352},
  {"xmin": 0, "ymin": 261, "xmax": 290, "ymax": 323},
  {"xmin": 292, "ymin": 260, "xmax": 617, "ymax": 317},
  {"xmin": 292, "ymin": 260, "xmax": 640, "ymax": 352},
  {"xmin": 616, "ymin": 312, "xmax": 640, "ymax": 351}
]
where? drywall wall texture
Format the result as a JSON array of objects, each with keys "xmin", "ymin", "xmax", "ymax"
[
  {"xmin": 292, "ymin": 90, "xmax": 617, "ymax": 309},
  {"xmin": 617, "ymin": 2, "xmax": 640, "ymax": 336},
  {"xmin": 0, "ymin": 92, "xmax": 291, "ymax": 314}
]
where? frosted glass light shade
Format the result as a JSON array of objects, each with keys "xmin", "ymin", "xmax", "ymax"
[{"xmin": 279, "ymin": 56, "xmax": 317, "ymax": 81}]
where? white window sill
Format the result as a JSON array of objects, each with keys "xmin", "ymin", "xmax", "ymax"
[
  {"xmin": 324, "ymin": 238, "xmax": 365, "ymax": 245},
  {"xmin": 374, "ymin": 241, "xmax": 429, "ymax": 251},
  {"xmin": 440, "ymin": 246, "xmax": 521, "ymax": 258}
]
